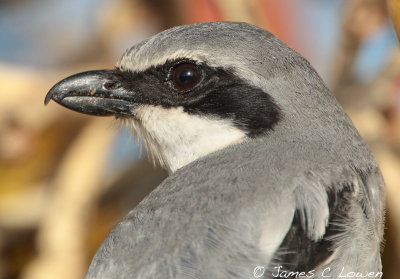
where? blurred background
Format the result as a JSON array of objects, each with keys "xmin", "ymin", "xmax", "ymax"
[{"xmin": 0, "ymin": 0, "xmax": 399, "ymax": 278}]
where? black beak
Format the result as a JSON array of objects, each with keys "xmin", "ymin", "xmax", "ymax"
[{"xmin": 45, "ymin": 70, "xmax": 137, "ymax": 116}]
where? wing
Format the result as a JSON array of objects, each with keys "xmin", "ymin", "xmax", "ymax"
[
  {"xmin": 268, "ymin": 166, "xmax": 384, "ymax": 278},
  {"xmin": 85, "ymin": 140, "xmax": 384, "ymax": 279}
]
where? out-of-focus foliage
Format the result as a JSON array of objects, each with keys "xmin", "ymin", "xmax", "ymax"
[{"xmin": 0, "ymin": 0, "xmax": 399, "ymax": 278}]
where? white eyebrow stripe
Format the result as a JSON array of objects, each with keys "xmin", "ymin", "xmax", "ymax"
[{"xmin": 116, "ymin": 49, "xmax": 209, "ymax": 73}]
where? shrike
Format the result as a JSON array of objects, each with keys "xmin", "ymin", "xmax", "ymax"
[{"xmin": 45, "ymin": 21, "xmax": 385, "ymax": 279}]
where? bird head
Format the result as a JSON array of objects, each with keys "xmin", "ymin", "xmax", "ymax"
[{"xmin": 45, "ymin": 21, "xmax": 342, "ymax": 173}]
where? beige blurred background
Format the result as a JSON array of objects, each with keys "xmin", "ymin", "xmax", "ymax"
[{"xmin": 0, "ymin": 0, "xmax": 399, "ymax": 278}]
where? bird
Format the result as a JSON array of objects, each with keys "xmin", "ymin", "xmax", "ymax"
[{"xmin": 45, "ymin": 21, "xmax": 385, "ymax": 279}]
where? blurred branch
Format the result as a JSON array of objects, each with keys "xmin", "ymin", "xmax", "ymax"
[
  {"xmin": 331, "ymin": 0, "xmax": 387, "ymax": 97},
  {"xmin": 388, "ymin": 0, "xmax": 400, "ymax": 40},
  {"xmin": 22, "ymin": 118, "xmax": 116, "ymax": 279}
]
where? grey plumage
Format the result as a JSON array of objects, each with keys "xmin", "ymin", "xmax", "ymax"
[{"xmin": 45, "ymin": 22, "xmax": 385, "ymax": 278}]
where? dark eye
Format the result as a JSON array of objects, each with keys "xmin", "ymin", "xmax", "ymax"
[{"xmin": 172, "ymin": 63, "xmax": 201, "ymax": 91}]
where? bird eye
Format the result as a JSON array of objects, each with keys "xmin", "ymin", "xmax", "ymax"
[{"xmin": 172, "ymin": 63, "xmax": 201, "ymax": 91}]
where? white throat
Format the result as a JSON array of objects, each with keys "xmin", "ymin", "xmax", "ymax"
[{"xmin": 126, "ymin": 105, "xmax": 246, "ymax": 173}]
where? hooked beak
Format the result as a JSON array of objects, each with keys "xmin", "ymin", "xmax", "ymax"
[{"xmin": 45, "ymin": 70, "xmax": 137, "ymax": 116}]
